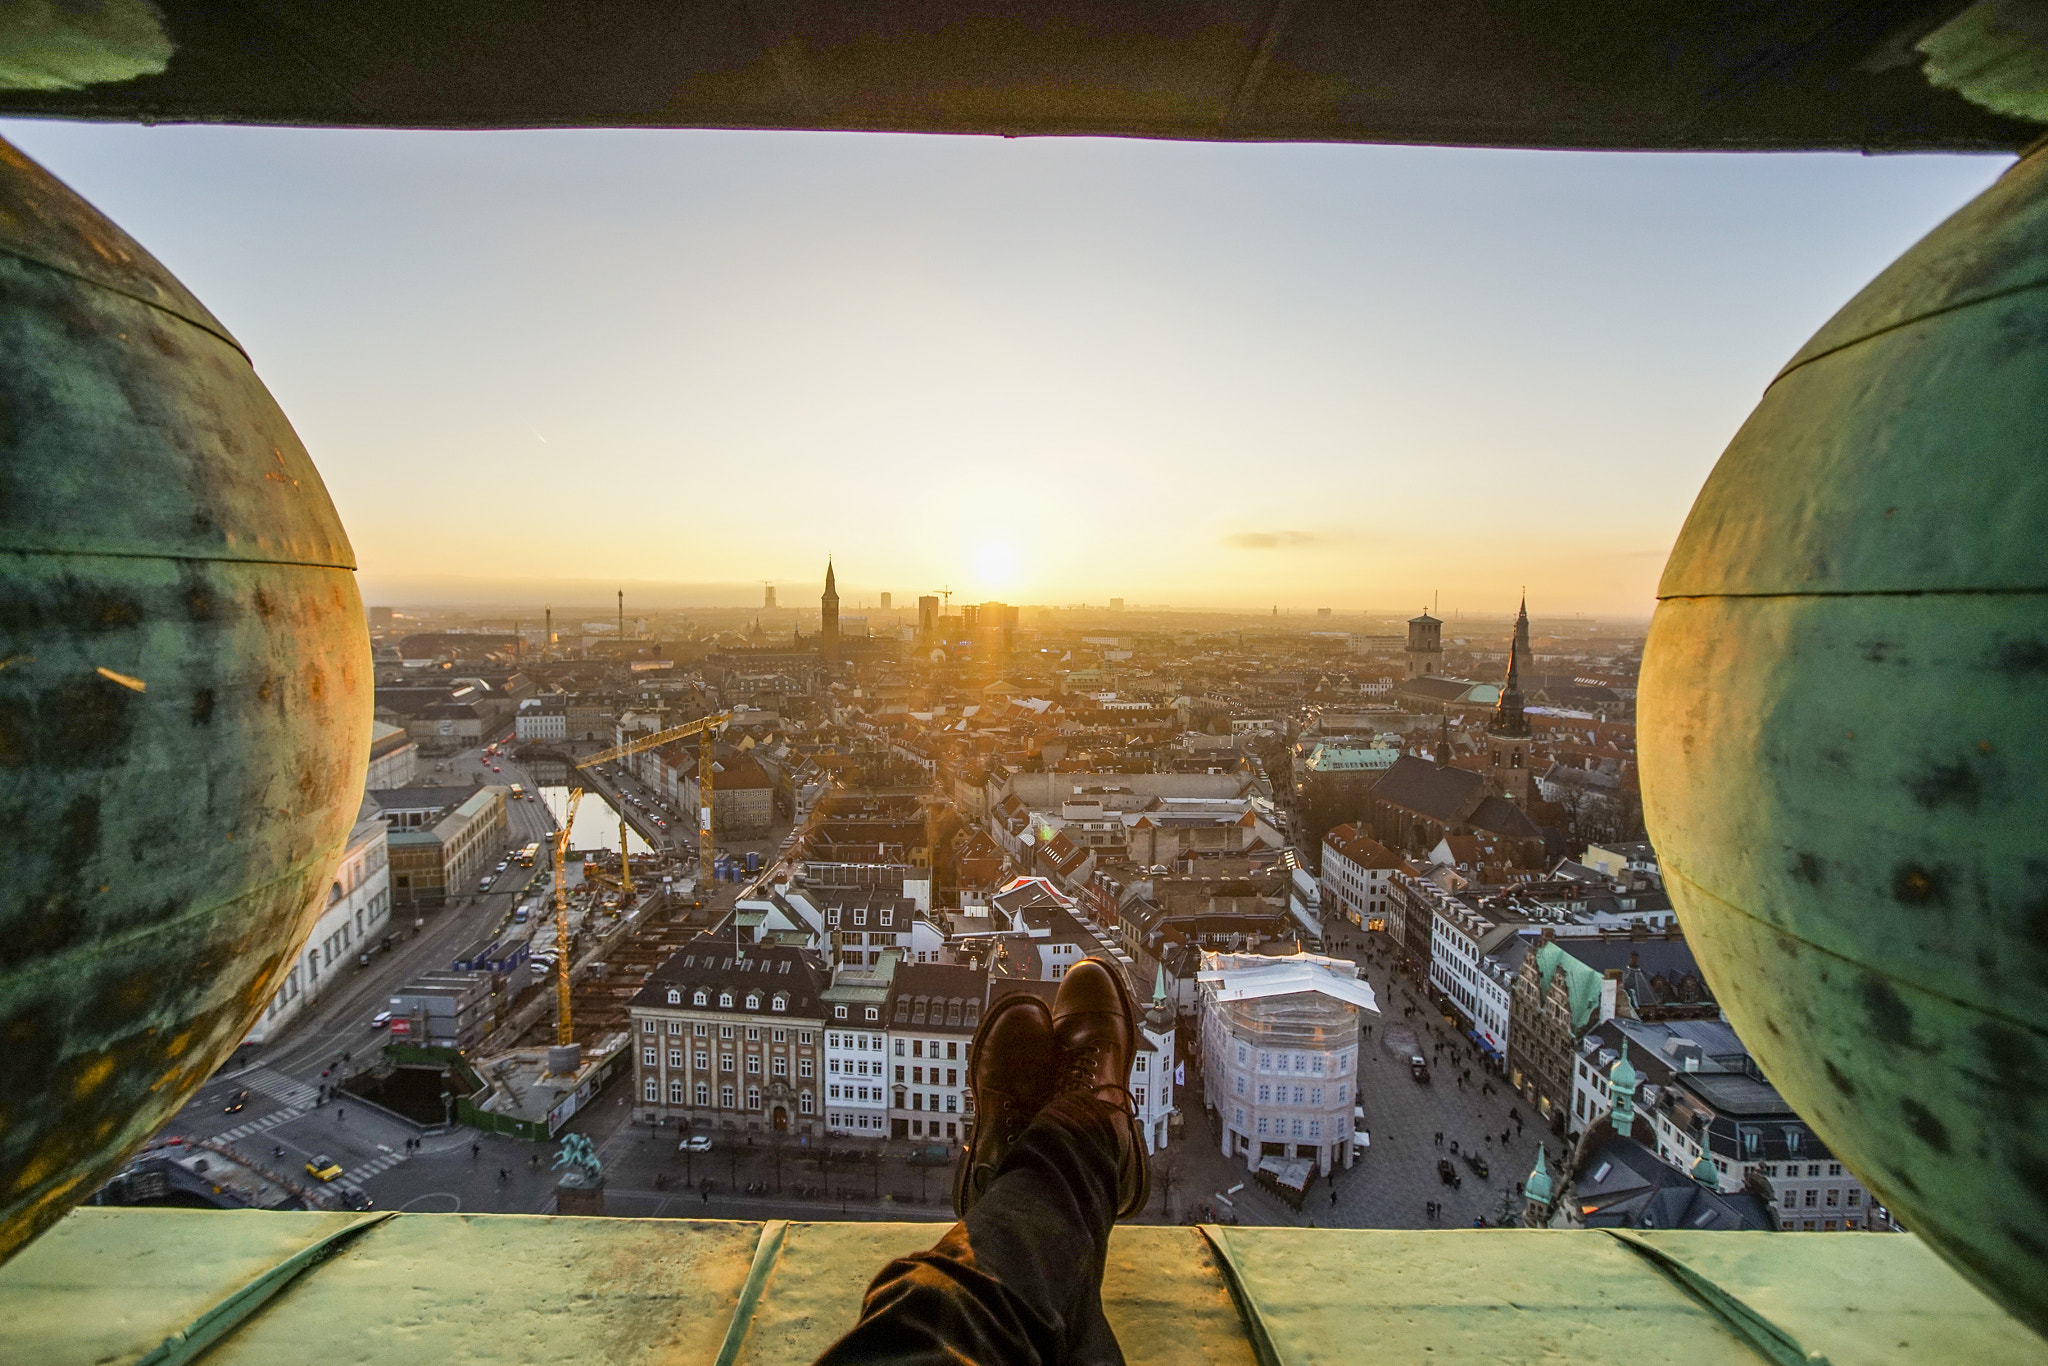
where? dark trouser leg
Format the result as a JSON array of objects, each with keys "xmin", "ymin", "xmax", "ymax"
[{"xmin": 812, "ymin": 1093, "xmax": 1125, "ymax": 1366}]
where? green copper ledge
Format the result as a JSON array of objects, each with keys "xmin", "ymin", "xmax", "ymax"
[{"xmin": 2, "ymin": 1210, "xmax": 2042, "ymax": 1366}]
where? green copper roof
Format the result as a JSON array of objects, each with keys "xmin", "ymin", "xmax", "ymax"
[
  {"xmin": 1525, "ymin": 1143, "xmax": 1555, "ymax": 1205},
  {"xmin": 3, "ymin": 1209, "xmax": 2041, "ymax": 1365},
  {"xmin": 1535, "ymin": 940, "xmax": 1607, "ymax": 1032}
]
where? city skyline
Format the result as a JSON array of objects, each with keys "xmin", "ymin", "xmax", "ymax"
[{"xmin": 0, "ymin": 121, "xmax": 2010, "ymax": 616}]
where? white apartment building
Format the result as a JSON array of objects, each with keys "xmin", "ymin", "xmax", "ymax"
[
  {"xmin": 514, "ymin": 699, "xmax": 567, "ymax": 742},
  {"xmin": 1427, "ymin": 900, "xmax": 1523, "ymax": 1064},
  {"xmin": 246, "ymin": 804, "xmax": 391, "ymax": 1044},
  {"xmin": 822, "ymin": 950, "xmax": 899, "ymax": 1139},
  {"xmin": 1130, "ymin": 969, "xmax": 1178, "ymax": 1154},
  {"xmin": 1198, "ymin": 952, "xmax": 1378, "ymax": 1177},
  {"xmin": 885, "ymin": 962, "xmax": 986, "ymax": 1144},
  {"xmin": 1319, "ymin": 824, "xmax": 1399, "ymax": 931}
]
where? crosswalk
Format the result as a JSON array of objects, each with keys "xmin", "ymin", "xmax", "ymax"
[
  {"xmin": 348, "ymin": 1147, "xmax": 411, "ymax": 1180},
  {"xmin": 218, "ymin": 1106, "xmax": 305, "ymax": 1143},
  {"xmin": 239, "ymin": 1066, "xmax": 320, "ymax": 1109}
]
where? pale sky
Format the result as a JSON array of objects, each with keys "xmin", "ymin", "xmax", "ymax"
[{"xmin": 2, "ymin": 122, "xmax": 2008, "ymax": 618}]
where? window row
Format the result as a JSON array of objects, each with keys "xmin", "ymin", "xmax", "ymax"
[
  {"xmin": 1254, "ymin": 1084, "xmax": 1325, "ymax": 1107},
  {"xmin": 1254, "ymin": 1116, "xmax": 1323, "ymax": 1139},
  {"xmin": 664, "ymin": 987, "xmax": 791, "ymax": 1011},
  {"xmin": 642, "ymin": 1079, "xmax": 818, "ymax": 1114},
  {"xmin": 640, "ymin": 1018, "xmax": 813, "ymax": 1046},
  {"xmin": 641, "ymin": 1048, "xmax": 812, "ymax": 1078},
  {"xmin": 827, "ymin": 1032, "xmax": 886, "ymax": 1050}
]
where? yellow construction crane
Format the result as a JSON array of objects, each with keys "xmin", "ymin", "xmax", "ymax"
[
  {"xmin": 545, "ymin": 711, "xmax": 733, "ymax": 1050},
  {"xmin": 549, "ymin": 787, "xmax": 583, "ymax": 1049},
  {"xmin": 576, "ymin": 710, "xmax": 732, "ymax": 894}
]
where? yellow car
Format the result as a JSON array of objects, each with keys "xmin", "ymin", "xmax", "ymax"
[{"xmin": 304, "ymin": 1154, "xmax": 343, "ymax": 1182}]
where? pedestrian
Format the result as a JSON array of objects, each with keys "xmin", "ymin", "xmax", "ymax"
[
  {"xmin": 337, "ymin": 1108, "xmax": 345, "ymax": 1123},
  {"xmin": 472, "ymin": 1141, "xmax": 481, "ymax": 1160},
  {"xmin": 1331, "ymin": 1187, "xmax": 1338, "ymax": 1207}
]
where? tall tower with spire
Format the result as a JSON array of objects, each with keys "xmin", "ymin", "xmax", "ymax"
[
  {"xmin": 820, "ymin": 559, "xmax": 840, "ymax": 657},
  {"xmin": 1488, "ymin": 602, "xmax": 1533, "ymax": 805},
  {"xmin": 1522, "ymin": 1143, "xmax": 1556, "ymax": 1227},
  {"xmin": 1512, "ymin": 592, "xmax": 1535, "ymax": 681}
]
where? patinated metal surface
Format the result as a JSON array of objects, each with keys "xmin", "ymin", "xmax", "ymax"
[
  {"xmin": 1642, "ymin": 146, "xmax": 2048, "ymax": 1334},
  {"xmin": 0, "ymin": 138, "xmax": 370, "ymax": 1265},
  {"xmin": 3, "ymin": 1210, "xmax": 2044, "ymax": 1365},
  {"xmin": 0, "ymin": 1, "xmax": 2037, "ymax": 152}
]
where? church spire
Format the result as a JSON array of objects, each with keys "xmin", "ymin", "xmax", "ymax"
[
  {"xmin": 1522, "ymin": 1143, "xmax": 1555, "ymax": 1226},
  {"xmin": 1491, "ymin": 609, "xmax": 1531, "ymax": 740},
  {"xmin": 1511, "ymin": 590, "xmax": 1534, "ymax": 681},
  {"xmin": 820, "ymin": 559, "xmax": 840, "ymax": 656}
]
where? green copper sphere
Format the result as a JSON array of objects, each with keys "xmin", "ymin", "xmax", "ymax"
[
  {"xmin": 0, "ymin": 141, "xmax": 370, "ymax": 1263},
  {"xmin": 1643, "ymin": 147, "xmax": 2048, "ymax": 1332}
]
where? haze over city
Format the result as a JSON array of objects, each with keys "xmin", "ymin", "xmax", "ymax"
[{"xmin": 0, "ymin": 121, "xmax": 2009, "ymax": 617}]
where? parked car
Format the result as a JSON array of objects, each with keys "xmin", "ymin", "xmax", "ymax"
[
  {"xmin": 680, "ymin": 1135, "xmax": 713, "ymax": 1153},
  {"xmin": 478, "ymin": 877, "xmax": 494, "ymax": 890},
  {"xmin": 496, "ymin": 860, "xmax": 509, "ymax": 872},
  {"xmin": 370, "ymin": 1010, "xmax": 393, "ymax": 1029},
  {"xmin": 306, "ymin": 1154, "xmax": 344, "ymax": 1182},
  {"xmin": 223, "ymin": 1089, "xmax": 248, "ymax": 1114},
  {"xmin": 1410, "ymin": 1057, "xmax": 1431, "ymax": 1083},
  {"xmin": 906, "ymin": 1144, "xmax": 952, "ymax": 1167}
]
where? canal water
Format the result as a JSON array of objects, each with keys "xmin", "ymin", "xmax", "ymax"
[{"xmin": 539, "ymin": 785, "xmax": 657, "ymax": 856}]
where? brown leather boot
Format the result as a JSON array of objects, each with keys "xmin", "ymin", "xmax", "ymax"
[
  {"xmin": 953, "ymin": 992, "xmax": 1057, "ymax": 1217},
  {"xmin": 1051, "ymin": 957, "xmax": 1150, "ymax": 1219}
]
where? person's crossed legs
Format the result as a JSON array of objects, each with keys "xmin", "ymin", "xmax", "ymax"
[{"xmin": 813, "ymin": 960, "xmax": 1149, "ymax": 1366}]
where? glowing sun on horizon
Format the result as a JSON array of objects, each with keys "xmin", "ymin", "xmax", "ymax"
[{"xmin": 975, "ymin": 539, "xmax": 1020, "ymax": 592}]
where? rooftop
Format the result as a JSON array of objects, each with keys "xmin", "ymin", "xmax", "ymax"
[{"xmin": 7, "ymin": 1211, "xmax": 2039, "ymax": 1365}]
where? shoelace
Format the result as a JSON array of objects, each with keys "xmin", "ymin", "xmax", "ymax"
[{"xmin": 1061, "ymin": 1044, "xmax": 1141, "ymax": 1118}]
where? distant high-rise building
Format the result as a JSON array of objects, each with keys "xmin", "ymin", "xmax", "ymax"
[
  {"xmin": 880, "ymin": 592, "xmax": 892, "ymax": 612},
  {"xmin": 1317, "ymin": 607, "xmax": 1332, "ymax": 619},
  {"xmin": 368, "ymin": 606, "xmax": 394, "ymax": 630},
  {"xmin": 1110, "ymin": 597, "xmax": 1124, "ymax": 610},
  {"xmin": 764, "ymin": 584, "xmax": 777, "ymax": 610},
  {"xmin": 821, "ymin": 559, "xmax": 840, "ymax": 655},
  {"xmin": 1406, "ymin": 610, "xmax": 1443, "ymax": 679}
]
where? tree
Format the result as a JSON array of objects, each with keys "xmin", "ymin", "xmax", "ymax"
[{"xmin": 1153, "ymin": 1152, "xmax": 1180, "ymax": 1221}]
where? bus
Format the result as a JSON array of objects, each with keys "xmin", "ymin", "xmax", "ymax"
[
  {"xmin": 516, "ymin": 842, "xmax": 539, "ymax": 868},
  {"xmin": 509, "ymin": 783, "xmax": 525, "ymax": 801}
]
